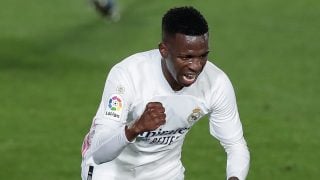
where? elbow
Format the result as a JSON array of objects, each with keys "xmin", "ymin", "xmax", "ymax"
[{"xmin": 92, "ymin": 150, "xmax": 116, "ymax": 165}]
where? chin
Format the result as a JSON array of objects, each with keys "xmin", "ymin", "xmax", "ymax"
[
  {"xmin": 179, "ymin": 80, "xmax": 196, "ymax": 87},
  {"xmin": 179, "ymin": 77, "xmax": 198, "ymax": 87}
]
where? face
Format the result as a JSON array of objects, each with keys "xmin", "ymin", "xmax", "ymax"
[{"xmin": 159, "ymin": 33, "xmax": 209, "ymax": 91}]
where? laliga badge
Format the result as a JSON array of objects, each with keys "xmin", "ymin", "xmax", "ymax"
[
  {"xmin": 105, "ymin": 94, "xmax": 123, "ymax": 121},
  {"xmin": 187, "ymin": 107, "xmax": 203, "ymax": 124}
]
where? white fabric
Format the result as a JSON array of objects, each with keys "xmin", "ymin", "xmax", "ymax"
[{"xmin": 81, "ymin": 49, "xmax": 250, "ymax": 180}]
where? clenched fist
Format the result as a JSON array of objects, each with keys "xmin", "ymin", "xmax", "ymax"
[{"xmin": 125, "ymin": 102, "xmax": 166, "ymax": 141}]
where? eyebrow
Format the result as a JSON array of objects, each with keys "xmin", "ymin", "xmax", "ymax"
[{"xmin": 178, "ymin": 50, "xmax": 210, "ymax": 57}]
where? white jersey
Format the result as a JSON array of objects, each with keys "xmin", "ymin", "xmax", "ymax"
[{"xmin": 81, "ymin": 49, "xmax": 250, "ymax": 180}]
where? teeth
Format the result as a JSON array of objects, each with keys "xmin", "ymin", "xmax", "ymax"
[{"xmin": 185, "ymin": 74, "xmax": 196, "ymax": 79}]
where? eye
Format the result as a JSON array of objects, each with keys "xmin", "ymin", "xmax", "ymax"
[{"xmin": 179, "ymin": 55, "xmax": 193, "ymax": 61}]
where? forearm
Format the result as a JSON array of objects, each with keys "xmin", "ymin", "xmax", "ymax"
[
  {"xmin": 223, "ymin": 138, "xmax": 250, "ymax": 180},
  {"xmin": 91, "ymin": 126, "xmax": 130, "ymax": 164}
]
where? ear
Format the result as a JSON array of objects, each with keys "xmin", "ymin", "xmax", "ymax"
[{"xmin": 158, "ymin": 42, "xmax": 168, "ymax": 58}]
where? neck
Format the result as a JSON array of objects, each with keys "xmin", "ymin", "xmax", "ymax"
[{"xmin": 161, "ymin": 59, "xmax": 183, "ymax": 91}]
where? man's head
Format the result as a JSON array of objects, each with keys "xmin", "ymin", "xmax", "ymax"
[{"xmin": 159, "ymin": 6, "xmax": 210, "ymax": 91}]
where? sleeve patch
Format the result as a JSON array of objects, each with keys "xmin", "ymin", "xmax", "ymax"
[{"xmin": 105, "ymin": 94, "xmax": 123, "ymax": 121}]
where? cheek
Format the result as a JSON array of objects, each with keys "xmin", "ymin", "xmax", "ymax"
[
  {"xmin": 174, "ymin": 63, "xmax": 185, "ymax": 74},
  {"xmin": 173, "ymin": 63, "xmax": 189, "ymax": 80}
]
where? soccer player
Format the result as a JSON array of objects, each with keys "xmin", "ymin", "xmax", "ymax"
[
  {"xmin": 81, "ymin": 6, "xmax": 250, "ymax": 180},
  {"xmin": 90, "ymin": 0, "xmax": 120, "ymax": 21}
]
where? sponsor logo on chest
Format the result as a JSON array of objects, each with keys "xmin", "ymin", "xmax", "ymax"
[{"xmin": 137, "ymin": 127, "xmax": 190, "ymax": 145}]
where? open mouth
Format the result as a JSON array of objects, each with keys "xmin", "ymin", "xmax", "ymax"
[{"xmin": 182, "ymin": 73, "xmax": 197, "ymax": 85}]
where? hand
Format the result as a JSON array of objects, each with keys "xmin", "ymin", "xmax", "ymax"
[
  {"xmin": 125, "ymin": 102, "xmax": 166, "ymax": 141},
  {"xmin": 228, "ymin": 177, "xmax": 239, "ymax": 180},
  {"xmin": 134, "ymin": 102, "xmax": 166, "ymax": 132}
]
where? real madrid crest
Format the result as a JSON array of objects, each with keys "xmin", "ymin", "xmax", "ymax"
[{"xmin": 187, "ymin": 107, "xmax": 203, "ymax": 124}]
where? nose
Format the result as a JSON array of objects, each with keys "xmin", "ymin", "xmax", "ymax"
[{"xmin": 188, "ymin": 58, "xmax": 204, "ymax": 72}]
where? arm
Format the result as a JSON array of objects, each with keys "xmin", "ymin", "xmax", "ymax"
[
  {"xmin": 125, "ymin": 102, "xmax": 166, "ymax": 141},
  {"xmin": 209, "ymin": 73, "xmax": 250, "ymax": 180},
  {"xmin": 92, "ymin": 102, "xmax": 167, "ymax": 164},
  {"xmin": 89, "ymin": 67, "xmax": 166, "ymax": 164},
  {"xmin": 87, "ymin": 66, "xmax": 133, "ymax": 164}
]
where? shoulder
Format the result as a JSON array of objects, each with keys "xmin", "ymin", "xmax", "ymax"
[
  {"xmin": 107, "ymin": 49, "xmax": 160, "ymax": 78},
  {"xmin": 105, "ymin": 49, "xmax": 161, "ymax": 89},
  {"xmin": 114, "ymin": 49, "xmax": 161, "ymax": 70},
  {"xmin": 198, "ymin": 61, "xmax": 238, "ymax": 110},
  {"xmin": 199, "ymin": 61, "xmax": 231, "ymax": 88}
]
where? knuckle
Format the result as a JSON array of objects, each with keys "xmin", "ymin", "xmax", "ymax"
[
  {"xmin": 154, "ymin": 102, "xmax": 163, "ymax": 107},
  {"xmin": 146, "ymin": 103, "xmax": 152, "ymax": 108}
]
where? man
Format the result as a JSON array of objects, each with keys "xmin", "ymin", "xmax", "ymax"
[
  {"xmin": 81, "ymin": 6, "xmax": 250, "ymax": 180},
  {"xmin": 90, "ymin": 0, "xmax": 120, "ymax": 21}
]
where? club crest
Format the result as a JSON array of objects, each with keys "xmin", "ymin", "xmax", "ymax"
[{"xmin": 187, "ymin": 107, "xmax": 203, "ymax": 124}]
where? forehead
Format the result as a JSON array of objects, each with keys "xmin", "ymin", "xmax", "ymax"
[{"xmin": 166, "ymin": 33, "xmax": 209, "ymax": 53}]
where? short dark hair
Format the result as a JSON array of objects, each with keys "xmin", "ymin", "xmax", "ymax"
[{"xmin": 162, "ymin": 6, "xmax": 208, "ymax": 39}]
